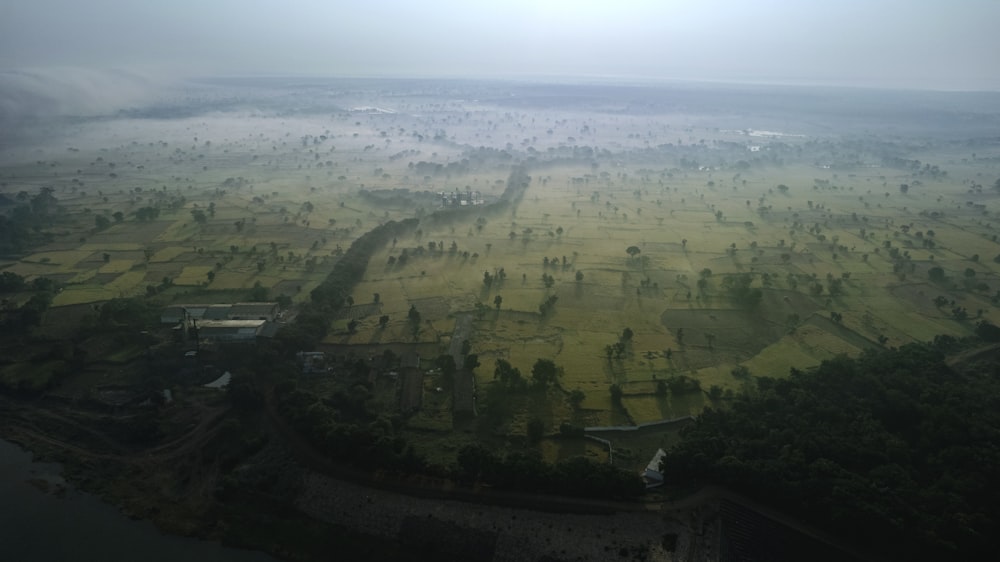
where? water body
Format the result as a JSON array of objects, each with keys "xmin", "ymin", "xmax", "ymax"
[{"xmin": 0, "ymin": 439, "xmax": 277, "ymax": 562}]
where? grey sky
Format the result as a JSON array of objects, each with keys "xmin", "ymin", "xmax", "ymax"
[{"xmin": 1, "ymin": 0, "xmax": 998, "ymax": 90}]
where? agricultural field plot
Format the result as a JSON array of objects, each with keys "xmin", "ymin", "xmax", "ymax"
[
  {"xmin": 52, "ymin": 270, "xmax": 148, "ymax": 305},
  {"xmin": 2, "ymin": 78, "xmax": 999, "ymax": 466},
  {"xmin": 347, "ymin": 149, "xmax": 1000, "ymax": 431}
]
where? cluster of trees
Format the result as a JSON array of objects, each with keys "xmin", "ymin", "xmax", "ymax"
[
  {"xmin": 0, "ymin": 273, "xmax": 57, "ymax": 331},
  {"xmin": 538, "ymin": 294, "xmax": 558, "ymax": 316},
  {"xmin": 271, "ymin": 219, "xmax": 416, "ymax": 352},
  {"xmin": 456, "ymin": 444, "xmax": 644, "ymax": 500},
  {"xmin": 271, "ymin": 354, "xmax": 642, "ymax": 500},
  {"xmin": 91, "ymin": 296, "xmax": 160, "ymax": 330},
  {"xmin": 659, "ymin": 339, "xmax": 1000, "ymax": 560},
  {"xmin": 307, "ymin": 218, "xmax": 417, "ymax": 301},
  {"xmin": 493, "ymin": 358, "xmax": 560, "ymax": 391},
  {"xmin": 0, "ymin": 188, "xmax": 59, "ymax": 253},
  {"xmin": 274, "ymin": 379, "xmax": 425, "ymax": 473},
  {"xmin": 721, "ymin": 273, "xmax": 763, "ymax": 307},
  {"xmin": 482, "ymin": 267, "xmax": 506, "ymax": 289},
  {"xmin": 604, "ymin": 328, "xmax": 634, "ymax": 362},
  {"xmin": 135, "ymin": 206, "xmax": 160, "ymax": 221}
]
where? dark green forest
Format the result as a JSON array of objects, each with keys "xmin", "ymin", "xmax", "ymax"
[{"xmin": 660, "ymin": 333, "xmax": 1000, "ymax": 560}]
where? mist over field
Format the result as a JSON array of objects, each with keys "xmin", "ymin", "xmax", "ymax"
[{"xmin": 2, "ymin": 2, "xmax": 1000, "ymax": 562}]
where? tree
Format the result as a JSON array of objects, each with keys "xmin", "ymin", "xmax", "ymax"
[
  {"xmin": 620, "ymin": 327, "xmax": 634, "ymax": 343},
  {"xmin": 17, "ymin": 293, "xmax": 51, "ymax": 327},
  {"xmin": 575, "ymin": 270, "xmax": 584, "ymax": 282},
  {"xmin": 609, "ymin": 384, "xmax": 623, "ymax": 404},
  {"xmin": 0, "ymin": 271, "xmax": 26, "ymax": 292},
  {"xmin": 94, "ymin": 215, "xmax": 110, "ymax": 230},
  {"xmin": 408, "ymin": 305, "xmax": 421, "ymax": 331},
  {"xmin": 206, "ymin": 270, "xmax": 215, "ymax": 283},
  {"xmin": 975, "ymin": 320, "xmax": 1000, "ymax": 342},
  {"xmin": 378, "ymin": 315, "xmax": 389, "ymax": 329},
  {"xmin": 527, "ymin": 418, "xmax": 545, "ymax": 443},
  {"xmin": 568, "ymin": 389, "xmax": 585, "ymax": 408},
  {"xmin": 531, "ymin": 358, "xmax": 558, "ymax": 388},
  {"xmin": 276, "ymin": 294, "xmax": 292, "ymax": 309},
  {"xmin": 725, "ymin": 273, "xmax": 763, "ymax": 307},
  {"xmin": 136, "ymin": 207, "xmax": 159, "ymax": 221},
  {"xmin": 538, "ymin": 295, "xmax": 558, "ymax": 316},
  {"xmin": 463, "ymin": 353, "xmax": 480, "ymax": 372},
  {"xmin": 494, "ymin": 358, "xmax": 524, "ymax": 390},
  {"xmin": 626, "ymin": 245, "xmax": 641, "ymax": 259},
  {"xmin": 928, "ymin": 266, "xmax": 946, "ymax": 282},
  {"xmin": 248, "ymin": 281, "xmax": 268, "ymax": 302},
  {"xmin": 457, "ymin": 444, "xmax": 498, "ymax": 480},
  {"xmin": 493, "ymin": 294, "xmax": 503, "ymax": 311},
  {"xmin": 191, "ymin": 209, "xmax": 207, "ymax": 224},
  {"xmin": 112, "ymin": 211, "xmax": 124, "ymax": 223}
]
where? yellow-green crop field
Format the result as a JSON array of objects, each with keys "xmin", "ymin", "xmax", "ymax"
[{"xmin": 2, "ymin": 81, "xmax": 998, "ymax": 465}]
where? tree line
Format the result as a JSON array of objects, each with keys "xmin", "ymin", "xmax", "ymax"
[{"xmin": 659, "ymin": 334, "xmax": 1000, "ymax": 561}]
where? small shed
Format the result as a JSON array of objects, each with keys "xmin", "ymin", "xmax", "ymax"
[
  {"xmin": 203, "ymin": 371, "xmax": 232, "ymax": 389},
  {"xmin": 644, "ymin": 448, "xmax": 667, "ymax": 488},
  {"xmin": 196, "ymin": 319, "xmax": 266, "ymax": 342}
]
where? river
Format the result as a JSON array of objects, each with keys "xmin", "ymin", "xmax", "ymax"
[{"xmin": 0, "ymin": 439, "xmax": 277, "ymax": 562}]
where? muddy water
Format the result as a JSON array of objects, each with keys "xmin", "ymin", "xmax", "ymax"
[{"xmin": 0, "ymin": 439, "xmax": 276, "ymax": 562}]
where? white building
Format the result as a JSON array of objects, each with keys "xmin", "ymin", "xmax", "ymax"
[{"xmin": 643, "ymin": 448, "xmax": 667, "ymax": 488}]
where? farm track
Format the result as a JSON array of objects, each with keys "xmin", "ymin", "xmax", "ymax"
[
  {"xmin": 0, "ymin": 394, "xmax": 231, "ymax": 468},
  {"xmin": 805, "ymin": 313, "xmax": 880, "ymax": 350},
  {"xmin": 16, "ymin": 398, "xmax": 131, "ymax": 454},
  {"xmin": 945, "ymin": 341, "xmax": 1000, "ymax": 369}
]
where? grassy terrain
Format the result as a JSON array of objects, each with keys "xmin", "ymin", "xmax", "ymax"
[{"xmin": 2, "ymin": 79, "xmax": 998, "ymax": 468}]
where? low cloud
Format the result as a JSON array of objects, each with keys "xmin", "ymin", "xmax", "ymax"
[{"xmin": 0, "ymin": 67, "xmax": 170, "ymax": 139}]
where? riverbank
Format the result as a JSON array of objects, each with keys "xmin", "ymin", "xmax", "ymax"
[
  {"xmin": 296, "ymin": 470, "xmax": 678, "ymax": 561},
  {"xmin": 0, "ymin": 438, "xmax": 277, "ymax": 562}
]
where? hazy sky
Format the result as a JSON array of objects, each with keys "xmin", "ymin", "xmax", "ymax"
[{"xmin": 1, "ymin": 0, "xmax": 998, "ymax": 90}]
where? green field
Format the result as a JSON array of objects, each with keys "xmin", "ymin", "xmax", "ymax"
[{"xmin": 2, "ymin": 80, "xmax": 998, "ymax": 467}]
